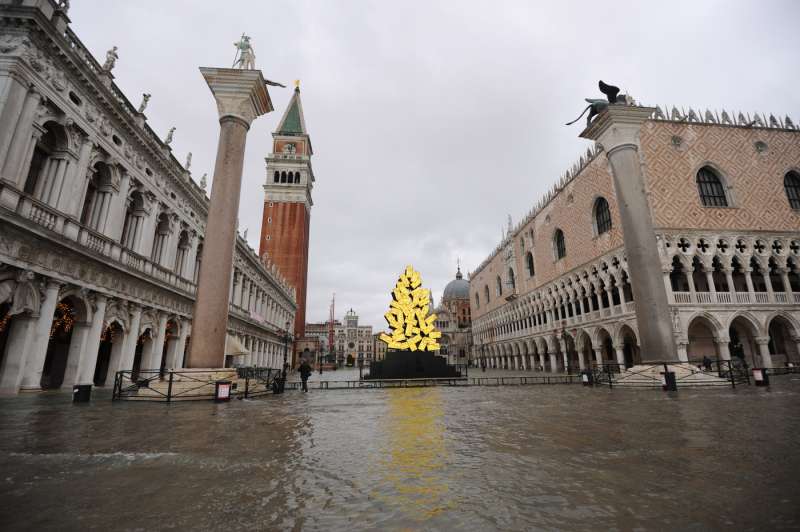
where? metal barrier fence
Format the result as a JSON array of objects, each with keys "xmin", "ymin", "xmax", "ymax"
[
  {"xmin": 237, "ymin": 367, "xmax": 282, "ymax": 398},
  {"xmin": 590, "ymin": 360, "xmax": 751, "ymax": 389},
  {"xmin": 112, "ymin": 367, "xmax": 281, "ymax": 402},
  {"xmin": 469, "ymin": 375, "xmax": 581, "ymax": 386}
]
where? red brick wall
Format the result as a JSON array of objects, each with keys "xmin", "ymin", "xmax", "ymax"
[{"xmin": 259, "ymin": 200, "xmax": 310, "ymax": 341}]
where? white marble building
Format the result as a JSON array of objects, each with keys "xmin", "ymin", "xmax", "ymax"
[{"xmin": 0, "ymin": 0, "xmax": 296, "ymax": 393}]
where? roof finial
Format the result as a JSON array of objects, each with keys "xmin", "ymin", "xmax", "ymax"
[
  {"xmin": 294, "ymin": 79, "xmax": 300, "ymax": 90},
  {"xmin": 456, "ymin": 257, "xmax": 463, "ymax": 279}
]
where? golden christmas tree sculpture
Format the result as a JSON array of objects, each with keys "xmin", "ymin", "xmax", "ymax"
[{"xmin": 379, "ymin": 265, "xmax": 442, "ymax": 351}]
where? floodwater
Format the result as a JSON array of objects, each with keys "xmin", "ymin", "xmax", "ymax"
[{"xmin": 1, "ymin": 372, "xmax": 800, "ymax": 531}]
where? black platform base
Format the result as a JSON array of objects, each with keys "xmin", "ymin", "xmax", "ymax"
[{"xmin": 366, "ymin": 350, "xmax": 461, "ymax": 379}]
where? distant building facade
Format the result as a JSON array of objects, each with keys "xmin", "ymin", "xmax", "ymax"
[
  {"xmin": 471, "ymin": 108, "xmax": 800, "ymax": 372},
  {"xmin": 0, "ymin": 1, "xmax": 296, "ymax": 394},
  {"xmin": 305, "ymin": 319, "xmax": 339, "ymax": 362},
  {"xmin": 333, "ymin": 309, "xmax": 372, "ymax": 366},
  {"xmin": 372, "ymin": 332, "xmax": 387, "ymax": 361}
]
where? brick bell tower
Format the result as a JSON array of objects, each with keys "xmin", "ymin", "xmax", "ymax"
[{"xmin": 259, "ymin": 82, "xmax": 314, "ymax": 352}]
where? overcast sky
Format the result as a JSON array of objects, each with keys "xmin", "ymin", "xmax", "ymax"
[{"xmin": 70, "ymin": 0, "xmax": 800, "ymax": 330}]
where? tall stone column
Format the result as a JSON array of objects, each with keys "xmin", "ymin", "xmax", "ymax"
[
  {"xmin": 20, "ymin": 280, "xmax": 62, "ymax": 390},
  {"xmin": 146, "ymin": 313, "xmax": 169, "ymax": 370},
  {"xmin": 0, "ymin": 315, "xmax": 37, "ymax": 393},
  {"xmin": 75, "ymin": 295, "xmax": 108, "ymax": 385},
  {"xmin": 187, "ymin": 68, "xmax": 273, "ymax": 368},
  {"xmin": 170, "ymin": 318, "xmax": 190, "ymax": 369},
  {"xmin": 581, "ymin": 106, "xmax": 678, "ymax": 362},
  {"xmin": 754, "ymin": 337, "xmax": 773, "ymax": 369},
  {"xmin": 116, "ymin": 305, "xmax": 142, "ymax": 372},
  {"xmin": 715, "ymin": 339, "xmax": 731, "ymax": 361},
  {"xmin": 614, "ymin": 345, "xmax": 626, "ymax": 367}
]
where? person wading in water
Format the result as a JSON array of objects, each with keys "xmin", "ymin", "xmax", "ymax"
[{"xmin": 299, "ymin": 359, "xmax": 312, "ymax": 392}]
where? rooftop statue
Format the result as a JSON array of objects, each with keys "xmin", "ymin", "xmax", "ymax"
[
  {"xmin": 102, "ymin": 45, "xmax": 118, "ymax": 72},
  {"xmin": 566, "ymin": 80, "xmax": 634, "ymax": 127},
  {"xmin": 138, "ymin": 93, "xmax": 151, "ymax": 113},
  {"xmin": 164, "ymin": 127, "xmax": 175, "ymax": 146},
  {"xmin": 232, "ymin": 34, "xmax": 256, "ymax": 70}
]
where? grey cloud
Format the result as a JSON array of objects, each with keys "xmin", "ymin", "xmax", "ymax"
[{"xmin": 71, "ymin": 0, "xmax": 800, "ymax": 329}]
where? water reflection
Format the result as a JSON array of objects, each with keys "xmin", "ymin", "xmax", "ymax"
[{"xmin": 377, "ymin": 388, "xmax": 452, "ymax": 519}]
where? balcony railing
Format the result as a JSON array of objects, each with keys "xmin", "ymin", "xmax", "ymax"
[
  {"xmin": 10, "ymin": 191, "xmax": 197, "ymax": 296},
  {"xmin": 671, "ymin": 290, "xmax": 799, "ymax": 305}
]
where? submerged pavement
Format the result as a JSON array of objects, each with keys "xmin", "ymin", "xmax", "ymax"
[{"xmin": 1, "ymin": 376, "xmax": 799, "ymax": 531}]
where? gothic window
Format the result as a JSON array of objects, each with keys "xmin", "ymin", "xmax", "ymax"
[
  {"xmin": 508, "ymin": 268, "xmax": 516, "ymax": 291},
  {"xmin": 495, "ymin": 276, "xmax": 503, "ymax": 297},
  {"xmin": 785, "ymin": 171, "xmax": 800, "ymax": 210},
  {"xmin": 288, "ymin": 172, "xmax": 294, "ymax": 182},
  {"xmin": 696, "ymin": 166, "xmax": 728, "ymax": 207},
  {"xmin": 474, "ymin": 292, "xmax": 479, "ymax": 309},
  {"xmin": 280, "ymin": 171, "xmax": 287, "ymax": 183},
  {"xmin": 294, "ymin": 172, "xmax": 300, "ymax": 183},
  {"xmin": 593, "ymin": 197, "xmax": 612, "ymax": 235},
  {"xmin": 484, "ymin": 285, "xmax": 490, "ymax": 303},
  {"xmin": 553, "ymin": 229, "xmax": 566, "ymax": 260},
  {"xmin": 273, "ymin": 171, "xmax": 279, "ymax": 183},
  {"xmin": 525, "ymin": 251, "xmax": 535, "ymax": 277}
]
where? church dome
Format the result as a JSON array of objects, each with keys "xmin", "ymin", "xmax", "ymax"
[{"xmin": 442, "ymin": 267, "xmax": 470, "ymax": 301}]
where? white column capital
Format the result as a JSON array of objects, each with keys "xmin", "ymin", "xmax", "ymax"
[
  {"xmin": 579, "ymin": 105, "xmax": 656, "ymax": 151},
  {"xmin": 199, "ymin": 68, "xmax": 274, "ymax": 127}
]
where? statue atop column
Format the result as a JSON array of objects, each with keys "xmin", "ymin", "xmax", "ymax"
[
  {"xmin": 102, "ymin": 46, "xmax": 118, "ymax": 72},
  {"xmin": 138, "ymin": 93, "xmax": 151, "ymax": 113},
  {"xmin": 232, "ymin": 34, "xmax": 256, "ymax": 70},
  {"xmin": 566, "ymin": 80, "xmax": 634, "ymax": 127}
]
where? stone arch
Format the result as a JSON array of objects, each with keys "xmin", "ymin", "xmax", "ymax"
[
  {"xmin": 56, "ymin": 287, "xmax": 92, "ymax": 323},
  {"xmin": 94, "ymin": 320, "xmax": 124, "ymax": 387},
  {"xmin": 39, "ymin": 291, "xmax": 91, "ymax": 390},
  {"xmin": 593, "ymin": 326, "xmax": 615, "ymax": 364},
  {"xmin": 616, "ymin": 323, "xmax": 641, "ymax": 368},
  {"xmin": 766, "ymin": 312, "xmax": 800, "ymax": 366},
  {"xmin": 686, "ymin": 313, "xmax": 725, "ymax": 363},
  {"xmin": 724, "ymin": 311, "xmax": 764, "ymax": 339}
]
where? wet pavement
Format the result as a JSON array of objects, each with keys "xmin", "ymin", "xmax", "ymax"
[{"xmin": 1, "ymin": 375, "xmax": 800, "ymax": 531}]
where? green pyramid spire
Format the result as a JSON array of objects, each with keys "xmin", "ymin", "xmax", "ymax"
[{"xmin": 275, "ymin": 86, "xmax": 306, "ymax": 135}]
